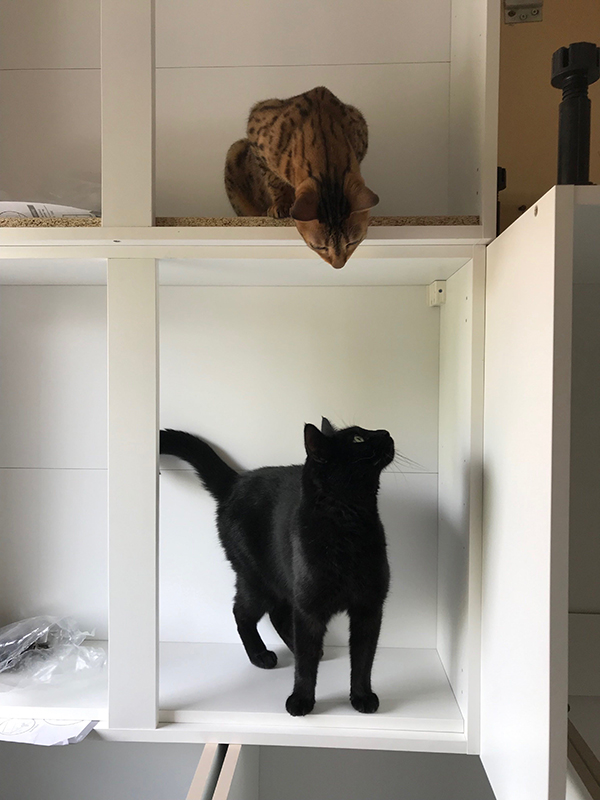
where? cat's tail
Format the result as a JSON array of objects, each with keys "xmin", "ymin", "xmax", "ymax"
[{"xmin": 160, "ymin": 429, "xmax": 238, "ymax": 502}]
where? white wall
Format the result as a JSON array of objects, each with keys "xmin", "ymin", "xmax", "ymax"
[
  {"xmin": 159, "ymin": 285, "xmax": 441, "ymax": 648},
  {"xmin": 0, "ymin": 284, "xmax": 442, "ymax": 648},
  {"xmin": 0, "ymin": 738, "xmax": 202, "ymax": 800},
  {"xmin": 0, "ymin": 286, "xmax": 107, "ymax": 633}
]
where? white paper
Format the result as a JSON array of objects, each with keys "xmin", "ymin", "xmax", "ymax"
[
  {"xmin": 0, "ymin": 718, "xmax": 98, "ymax": 746},
  {"xmin": 0, "ymin": 202, "xmax": 97, "ymax": 219}
]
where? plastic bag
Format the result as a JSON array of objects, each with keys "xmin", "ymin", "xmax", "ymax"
[{"xmin": 0, "ymin": 616, "xmax": 106, "ymax": 690}]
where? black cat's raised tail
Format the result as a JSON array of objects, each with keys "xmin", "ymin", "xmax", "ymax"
[{"xmin": 160, "ymin": 429, "xmax": 238, "ymax": 502}]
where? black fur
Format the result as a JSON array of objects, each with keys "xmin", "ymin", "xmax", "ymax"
[
  {"xmin": 159, "ymin": 419, "xmax": 394, "ymax": 717},
  {"xmin": 160, "ymin": 429, "xmax": 237, "ymax": 501}
]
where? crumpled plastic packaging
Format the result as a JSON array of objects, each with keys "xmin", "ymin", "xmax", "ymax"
[{"xmin": 0, "ymin": 616, "xmax": 106, "ymax": 691}]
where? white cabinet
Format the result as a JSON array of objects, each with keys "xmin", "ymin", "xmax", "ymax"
[
  {"xmin": 0, "ymin": 3, "xmax": 593, "ymax": 800},
  {"xmin": 1, "ymin": 186, "xmax": 595, "ymax": 800}
]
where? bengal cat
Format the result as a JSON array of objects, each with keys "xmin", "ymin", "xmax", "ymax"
[{"xmin": 224, "ymin": 86, "xmax": 379, "ymax": 269}]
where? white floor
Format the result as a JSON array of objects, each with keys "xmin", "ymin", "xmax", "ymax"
[
  {"xmin": 159, "ymin": 642, "xmax": 463, "ymax": 734},
  {"xmin": 0, "ymin": 641, "xmax": 464, "ymax": 742}
]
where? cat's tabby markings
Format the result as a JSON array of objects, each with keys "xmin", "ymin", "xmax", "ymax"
[
  {"xmin": 160, "ymin": 418, "xmax": 394, "ymax": 716},
  {"xmin": 224, "ymin": 87, "xmax": 379, "ymax": 269}
]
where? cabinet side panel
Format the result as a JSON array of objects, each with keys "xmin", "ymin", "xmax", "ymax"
[
  {"xmin": 108, "ymin": 259, "xmax": 159, "ymax": 729},
  {"xmin": 449, "ymin": 0, "xmax": 499, "ymax": 231},
  {"xmin": 101, "ymin": 0, "xmax": 154, "ymax": 225},
  {"xmin": 570, "ymin": 284, "xmax": 600, "ymax": 613},
  {"xmin": 437, "ymin": 251, "xmax": 484, "ymax": 748},
  {"xmin": 481, "ymin": 187, "xmax": 572, "ymax": 800}
]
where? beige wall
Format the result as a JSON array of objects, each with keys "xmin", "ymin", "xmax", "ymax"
[{"xmin": 499, "ymin": 0, "xmax": 600, "ymax": 230}]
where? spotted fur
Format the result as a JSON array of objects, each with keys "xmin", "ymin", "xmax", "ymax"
[{"xmin": 224, "ymin": 87, "xmax": 379, "ymax": 269}]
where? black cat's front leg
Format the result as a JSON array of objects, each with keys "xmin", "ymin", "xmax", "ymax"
[
  {"xmin": 285, "ymin": 611, "xmax": 326, "ymax": 716},
  {"xmin": 349, "ymin": 605, "xmax": 383, "ymax": 713}
]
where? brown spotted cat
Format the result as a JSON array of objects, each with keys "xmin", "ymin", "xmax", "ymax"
[{"xmin": 224, "ymin": 86, "xmax": 378, "ymax": 269}]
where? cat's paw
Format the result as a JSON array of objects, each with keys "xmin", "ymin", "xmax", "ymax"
[
  {"xmin": 267, "ymin": 203, "xmax": 291, "ymax": 219},
  {"xmin": 350, "ymin": 691, "xmax": 379, "ymax": 714},
  {"xmin": 285, "ymin": 692, "xmax": 315, "ymax": 716},
  {"xmin": 251, "ymin": 650, "xmax": 278, "ymax": 669}
]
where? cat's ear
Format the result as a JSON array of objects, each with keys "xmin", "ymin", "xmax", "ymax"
[
  {"xmin": 350, "ymin": 185, "xmax": 379, "ymax": 213},
  {"xmin": 304, "ymin": 423, "xmax": 331, "ymax": 463},
  {"xmin": 291, "ymin": 184, "xmax": 319, "ymax": 222},
  {"xmin": 321, "ymin": 417, "xmax": 336, "ymax": 437}
]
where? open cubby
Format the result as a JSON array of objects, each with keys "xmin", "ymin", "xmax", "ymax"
[
  {"xmin": 157, "ymin": 262, "xmax": 482, "ymax": 745},
  {"xmin": 0, "ymin": 265, "xmax": 108, "ymax": 721},
  {"xmin": 0, "ymin": 248, "xmax": 482, "ymax": 753},
  {"xmin": 0, "ymin": 0, "xmax": 496, "ymax": 234}
]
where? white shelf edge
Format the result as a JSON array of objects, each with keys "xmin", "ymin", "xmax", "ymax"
[
  {"xmin": 0, "ymin": 704, "xmax": 108, "ymax": 721},
  {"xmin": 0, "ymin": 247, "xmax": 478, "ymax": 266},
  {"xmin": 94, "ymin": 721, "xmax": 469, "ymax": 752},
  {"xmin": 0, "ymin": 225, "xmax": 485, "ymax": 243},
  {"xmin": 159, "ymin": 708, "xmax": 463, "ymax": 734},
  {"xmin": 0, "ymin": 230, "xmax": 488, "ymax": 259}
]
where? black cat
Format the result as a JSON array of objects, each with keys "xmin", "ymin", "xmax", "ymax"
[{"xmin": 160, "ymin": 418, "xmax": 394, "ymax": 717}]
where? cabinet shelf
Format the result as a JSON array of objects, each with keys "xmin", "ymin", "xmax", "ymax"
[
  {"xmin": 159, "ymin": 643, "xmax": 463, "ymax": 735},
  {"xmin": 0, "ymin": 253, "xmax": 476, "ymax": 287},
  {"xmin": 0, "ymin": 225, "xmax": 486, "ymax": 262}
]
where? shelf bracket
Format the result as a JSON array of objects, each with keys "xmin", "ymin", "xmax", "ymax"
[
  {"xmin": 428, "ymin": 280, "xmax": 447, "ymax": 307},
  {"xmin": 503, "ymin": 0, "xmax": 543, "ymax": 23}
]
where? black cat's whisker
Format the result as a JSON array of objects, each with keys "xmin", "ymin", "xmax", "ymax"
[{"xmin": 388, "ymin": 449, "xmax": 423, "ymax": 472}]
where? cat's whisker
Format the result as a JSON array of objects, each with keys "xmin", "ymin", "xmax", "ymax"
[{"xmin": 388, "ymin": 449, "xmax": 423, "ymax": 472}]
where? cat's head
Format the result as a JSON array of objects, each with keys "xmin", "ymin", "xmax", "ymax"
[
  {"xmin": 303, "ymin": 418, "xmax": 395, "ymax": 484},
  {"xmin": 291, "ymin": 176, "xmax": 379, "ymax": 270}
]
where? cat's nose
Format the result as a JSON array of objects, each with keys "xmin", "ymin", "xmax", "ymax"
[{"xmin": 330, "ymin": 255, "xmax": 347, "ymax": 270}]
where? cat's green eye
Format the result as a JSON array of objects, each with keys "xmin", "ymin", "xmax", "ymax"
[
  {"xmin": 353, "ymin": 435, "xmax": 365, "ymax": 443},
  {"xmin": 312, "ymin": 245, "xmax": 327, "ymax": 251},
  {"xmin": 347, "ymin": 241, "xmax": 361, "ymax": 247}
]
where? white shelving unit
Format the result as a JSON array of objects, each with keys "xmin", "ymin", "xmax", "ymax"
[{"xmin": 1, "ymin": 2, "xmax": 597, "ymax": 800}]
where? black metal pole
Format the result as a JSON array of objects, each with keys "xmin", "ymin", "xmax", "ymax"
[{"xmin": 551, "ymin": 42, "xmax": 599, "ymax": 185}]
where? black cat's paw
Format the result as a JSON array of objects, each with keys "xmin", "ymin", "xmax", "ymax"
[
  {"xmin": 285, "ymin": 692, "xmax": 315, "ymax": 717},
  {"xmin": 350, "ymin": 691, "xmax": 380, "ymax": 714},
  {"xmin": 251, "ymin": 650, "xmax": 278, "ymax": 669}
]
